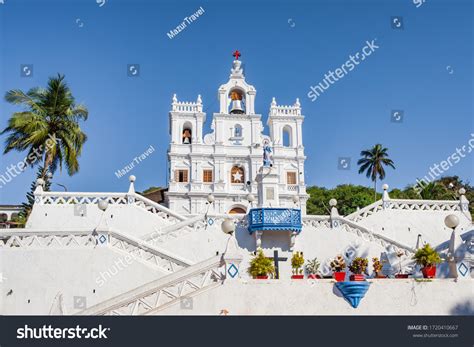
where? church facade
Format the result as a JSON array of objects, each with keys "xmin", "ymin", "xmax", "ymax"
[{"xmin": 165, "ymin": 54, "xmax": 309, "ymax": 215}]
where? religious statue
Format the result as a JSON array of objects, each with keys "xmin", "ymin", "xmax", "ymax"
[{"xmin": 263, "ymin": 139, "xmax": 273, "ymax": 167}]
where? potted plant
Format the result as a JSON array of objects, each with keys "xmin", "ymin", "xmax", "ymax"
[
  {"xmin": 330, "ymin": 255, "xmax": 346, "ymax": 282},
  {"xmin": 372, "ymin": 257, "xmax": 386, "ymax": 278},
  {"xmin": 348, "ymin": 257, "xmax": 368, "ymax": 281},
  {"xmin": 305, "ymin": 257, "xmax": 321, "ymax": 279},
  {"xmin": 412, "ymin": 244, "xmax": 442, "ymax": 279},
  {"xmin": 248, "ymin": 250, "xmax": 275, "ymax": 279},
  {"xmin": 291, "ymin": 251, "xmax": 305, "ymax": 279},
  {"xmin": 395, "ymin": 250, "xmax": 410, "ymax": 279}
]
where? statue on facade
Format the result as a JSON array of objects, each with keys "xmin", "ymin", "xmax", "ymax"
[{"xmin": 263, "ymin": 139, "xmax": 273, "ymax": 167}]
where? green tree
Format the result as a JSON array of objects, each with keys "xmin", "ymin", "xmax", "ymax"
[
  {"xmin": 2, "ymin": 74, "xmax": 88, "ymax": 180},
  {"xmin": 357, "ymin": 144, "xmax": 395, "ymax": 202}
]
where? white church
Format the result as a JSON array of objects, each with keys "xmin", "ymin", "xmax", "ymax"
[
  {"xmin": 0, "ymin": 54, "xmax": 472, "ymax": 316},
  {"xmin": 166, "ymin": 52, "xmax": 308, "ymax": 215}
]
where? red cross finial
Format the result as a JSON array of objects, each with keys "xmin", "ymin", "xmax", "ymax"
[{"xmin": 232, "ymin": 50, "xmax": 241, "ymax": 60}]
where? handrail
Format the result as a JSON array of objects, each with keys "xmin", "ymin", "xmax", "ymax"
[
  {"xmin": 110, "ymin": 229, "xmax": 192, "ymax": 267},
  {"xmin": 132, "ymin": 193, "xmax": 187, "ymax": 221},
  {"xmin": 0, "ymin": 228, "xmax": 193, "ymax": 272},
  {"xmin": 77, "ymin": 255, "xmax": 223, "ymax": 315},
  {"xmin": 345, "ymin": 200, "xmax": 382, "ymax": 221},
  {"xmin": 38, "ymin": 192, "xmax": 126, "ymax": 198},
  {"xmin": 345, "ymin": 198, "xmax": 465, "ymax": 223},
  {"xmin": 141, "ymin": 215, "xmax": 204, "ymax": 242}
]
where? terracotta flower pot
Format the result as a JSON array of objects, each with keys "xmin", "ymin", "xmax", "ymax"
[
  {"xmin": 333, "ymin": 271, "xmax": 346, "ymax": 282},
  {"xmin": 255, "ymin": 275, "xmax": 268, "ymax": 279},
  {"xmin": 395, "ymin": 274, "xmax": 409, "ymax": 279},
  {"xmin": 421, "ymin": 266, "xmax": 436, "ymax": 279},
  {"xmin": 308, "ymin": 274, "xmax": 321, "ymax": 279},
  {"xmin": 375, "ymin": 275, "xmax": 387, "ymax": 279},
  {"xmin": 291, "ymin": 275, "xmax": 304, "ymax": 279},
  {"xmin": 349, "ymin": 274, "xmax": 365, "ymax": 281}
]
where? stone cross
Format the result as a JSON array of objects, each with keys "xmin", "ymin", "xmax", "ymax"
[{"xmin": 267, "ymin": 250, "xmax": 287, "ymax": 279}]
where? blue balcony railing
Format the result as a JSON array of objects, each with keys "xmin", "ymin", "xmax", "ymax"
[{"xmin": 248, "ymin": 208, "xmax": 302, "ymax": 234}]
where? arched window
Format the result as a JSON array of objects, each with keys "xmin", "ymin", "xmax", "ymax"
[
  {"xmin": 282, "ymin": 125, "xmax": 292, "ymax": 147},
  {"xmin": 182, "ymin": 122, "xmax": 192, "ymax": 144},
  {"xmin": 0, "ymin": 213, "xmax": 7, "ymax": 223},
  {"xmin": 228, "ymin": 206, "xmax": 246, "ymax": 214},
  {"xmin": 234, "ymin": 124, "xmax": 242, "ymax": 138},
  {"xmin": 231, "ymin": 166, "xmax": 245, "ymax": 184}
]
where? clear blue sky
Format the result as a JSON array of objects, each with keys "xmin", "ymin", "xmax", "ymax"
[{"xmin": 0, "ymin": 0, "xmax": 472, "ymax": 204}]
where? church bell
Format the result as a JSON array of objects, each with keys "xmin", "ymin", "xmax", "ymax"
[{"xmin": 230, "ymin": 100, "xmax": 244, "ymax": 114}]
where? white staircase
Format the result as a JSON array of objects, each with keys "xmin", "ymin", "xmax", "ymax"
[
  {"xmin": 0, "ymin": 228, "xmax": 192, "ymax": 274},
  {"xmin": 77, "ymin": 255, "xmax": 225, "ymax": 315}
]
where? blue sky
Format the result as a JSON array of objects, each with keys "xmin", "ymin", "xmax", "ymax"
[{"xmin": 0, "ymin": 0, "xmax": 472, "ymax": 203}]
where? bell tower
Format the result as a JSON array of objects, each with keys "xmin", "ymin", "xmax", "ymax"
[{"xmin": 217, "ymin": 51, "xmax": 256, "ymax": 116}]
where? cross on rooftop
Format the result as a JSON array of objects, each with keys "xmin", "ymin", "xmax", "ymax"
[{"xmin": 232, "ymin": 50, "xmax": 241, "ymax": 60}]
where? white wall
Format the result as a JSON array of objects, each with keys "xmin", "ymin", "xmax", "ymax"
[
  {"xmin": 357, "ymin": 209, "xmax": 472, "ymax": 248},
  {"xmin": 0, "ymin": 247, "xmax": 166, "ymax": 315},
  {"xmin": 158, "ymin": 279, "xmax": 474, "ymax": 315},
  {"xmin": 27, "ymin": 203, "xmax": 173, "ymax": 239}
]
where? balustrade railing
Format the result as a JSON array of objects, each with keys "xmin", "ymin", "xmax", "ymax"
[
  {"xmin": 346, "ymin": 198, "xmax": 466, "ymax": 223},
  {"xmin": 77, "ymin": 255, "xmax": 225, "ymax": 315},
  {"xmin": 248, "ymin": 208, "xmax": 302, "ymax": 233}
]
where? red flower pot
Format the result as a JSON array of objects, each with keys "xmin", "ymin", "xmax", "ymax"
[
  {"xmin": 395, "ymin": 274, "xmax": 409, "ymax": 279},
  {"xmin": 421, "ymin": 266, "xmax": 436, "ymax": 279},
  {"xmin": 375, "ymin": 275, "xmax": 387, "ymax": 279},
  {"xmin": 291, "ymin": 275, "xmax": 304, "ymax": 279},
  {"xmin": 333, "ymin": 272, "xmax": 346, "ymax": 282},
  {"xmin": 349, "ymin": 274, "xmax": 365, "ymax": 281},
  {"xmin": 256, "ymin": 275, "xmax": 268, "ymax": 279},
  {"xmin": 308, "ymin": 274, "xmax": 321, "ymax": 279}
]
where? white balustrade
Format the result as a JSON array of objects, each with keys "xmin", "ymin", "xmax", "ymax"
[{"xmin": 77, "ymin": 255, "xmax": 225, "ymax": 315}]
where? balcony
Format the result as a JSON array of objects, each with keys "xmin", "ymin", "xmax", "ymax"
[{"xmin": 248, "ymin": 208, "xmax": 302, "ymax": 234}]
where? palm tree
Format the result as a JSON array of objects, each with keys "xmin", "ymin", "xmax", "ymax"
[
  {"xmin": 2, "ymin": 74, "xmax": 88, "ymax": 180},
  {"xmin": 357, "ymin": 144, "xmax": 395, "ymax": 202}
]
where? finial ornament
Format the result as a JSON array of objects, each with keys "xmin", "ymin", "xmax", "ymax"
[
  {"xmin": 172, "ymin": 94, "xmax": 177, "ymax": 103},
  {"xmin": 232, "ymin": 50, "xmax": 241, "ymax": 60},
  {"xmin": 197, "ymin": 94, "xmax": 202, "ymax": 104},
  {"xmin": 295, "ymin": 98, "xmax": 300, "ymax": 107},
  {"xmin": 271, "ymin": 97, "xmax": 277, "ymax": 106}
]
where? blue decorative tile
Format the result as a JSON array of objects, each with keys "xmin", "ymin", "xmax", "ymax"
[
  {"xmin": 227, "ymin": 264, "xmax": 238, "ymax": 278},
  {"xmin": 98, "ymin": 235, "xmax": 107, "ymax": 245},
  {"xmin": 458, "ymin": 262, "xmax": 468, "ymax": 277}
]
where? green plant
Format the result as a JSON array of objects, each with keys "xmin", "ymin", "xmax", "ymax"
[
  {"xmin": 349, "ymin": 257, "xmax": 369, "ymax": 275},
  {"xmin": 291, "ymin": 251, "xmax": 305, "ymax": 275},
  {"xmin": 330, "ymin": 255, "xmax": 346, "ymax": 272},
  {"xmin": 412, "ymin": 244, "xmax": 442, "ymax": 267},
  {"xmin": 247, "ymin": 250, "xmax": 275, "ymax": 278},
  {"xmin": 305, "ymin": 257, "xmax": 320, "ymax": 275},
  {"xmin": 372, "ymin": 257, "xmax": 384, "ymax": 273}
]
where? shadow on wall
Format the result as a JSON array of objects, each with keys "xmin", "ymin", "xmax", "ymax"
[
  {"xmin": 450, "ymin": 300, "xmax": 474, "ymax": 315},
  {"xmin": 235, "ymin": 221, "xmax": 255, "ymax": 252}
]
